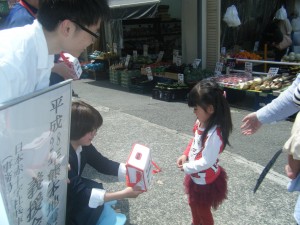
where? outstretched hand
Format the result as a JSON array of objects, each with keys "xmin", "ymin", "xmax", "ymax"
[
  {"xmin": 123, "ymin": 186, "xmax": 144, "ymax": 198},
  {"xmin": 241, "ymin": 112, "xmax": 262, "ymax": 135}
]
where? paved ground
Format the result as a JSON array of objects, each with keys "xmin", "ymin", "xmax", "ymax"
[{"xmin": 73, "ymin": 79, "xmax": 298, "ymax": 225}]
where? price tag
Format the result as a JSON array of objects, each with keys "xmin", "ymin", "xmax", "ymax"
[
  {"xmin": 125, "ymin": 54, "xmax": 131, "ymax": 68},
  {"xmin": 133, "ymin": 50, "xmax": 138, "ymax": 61},
  {"xmin": 113, "ymin": 43, "xmax": 117, "ymax": 54},
  {"xmin": 214, "ymin": 62, "xmax": 223, "ymax": 76},
  {"xmin": 173, "ymin": 49, "xmax": 179, "ymax": 64},
  {"xmin": 143, "ymin": 44, "xmax": 148, "ymax": 57},
  {"xmin": 221, "ymin": 47, "xmax": 226, "ymax": 55},
  {"xmin": 245, "ymin": 62, "xmax": 253, "ymax": 74},
  {"xmin": 176, "ymin": 55, "xmax": 182, "ymax": 66},
  {"xmin": 226, "ymin": 58, "xmax": 236, "ymax": 69},
  {"xmin": 157, "ymin": 51, "xmax": 164, "ymax": 62},
  {"xmin": 145, "ymin": 67, "xmax": 153, "ymax": 80},
  {"xmin": 253, "ymin": 41, "xmax": 259, "ymax": 52},
  {"xmin": 178, "ymin": 73, "xmax": 184, "ymax": 84},
  {"xmin": 192, "ymin": 59, "xmax": 202, "ymax": 69},
  {"xmin": 267, "ymin": 67, "xmax": 279, "ymax": 77}
]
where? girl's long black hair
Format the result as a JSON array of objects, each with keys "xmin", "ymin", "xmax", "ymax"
[{"xmin": 188, "ymin": 79, "xmax": 233, "ymax": 149}]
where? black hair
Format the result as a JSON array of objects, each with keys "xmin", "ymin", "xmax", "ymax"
[
  {"xmin": 37, "ymin": 0, "xmax": 110, "ymax": 31},
  {"xmin": 70, "ymin": 100, "xmax": 103, "ymax": 141},
  {"xmin": 188, "ymin": 79, "xmax": 233, "ymax": 149}
]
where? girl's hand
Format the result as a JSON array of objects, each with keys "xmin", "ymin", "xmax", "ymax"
[{"xmin": 177, "ymin": 155, "xmax": 187, "ymax": 170}]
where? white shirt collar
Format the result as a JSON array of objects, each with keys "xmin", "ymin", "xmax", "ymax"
[
  {"xmin": 75, "ymin": 145, "xmax": 82, "ymax": 155},
  {"xmin": 32, "ymin": 20, "xmax": 54, "ymax": 69}
]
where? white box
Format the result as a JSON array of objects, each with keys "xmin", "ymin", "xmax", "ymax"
[
  {"xmin": 126, "ymin": 144, "xmax": 153, "ymax": 191},
  {"xmin": 60, "ymin": 53, "xmax": 82, "ymax": 78}
]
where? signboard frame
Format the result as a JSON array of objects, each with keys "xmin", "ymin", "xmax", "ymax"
[{"xmin": 0, "ymin": 80, "xmax": 72, "ymax": 225}]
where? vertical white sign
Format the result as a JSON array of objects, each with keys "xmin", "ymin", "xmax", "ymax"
[
  {"xmin": 156, "ymin": 51, "xmax": 164, "ymax": 62},
  {"xmin": 245, "ymin": 62, "xmax": 253, "ymax": 74},
  {"xmin": 113, "ymin": 43, "xmax": 118, "ymax": 54},
  {"xmin": 215, "ymin": 62, "xmax": 223, "ymax": 76},
  {"xmin": 143, "ymin": 45, "xmax": 148, "ymax": 57},
  {"xmin": 192, "ymin": 59, "xmax": 201, "ymax": 69},
  {"xmin": 178, "ymin": 73, "xmax": 184, "ymax": 84},
  {"xmin": 133, "ymin": 50, "xmax": 138, "ymax": 61},
  {"xmin": 0, "ymin": 81, "xmax": 71, "ymax": 225},
  {"xmin": 173, "ymin": 49, "xmax": 179, "ymax": 64},
  {"xmin": 145, "ymin": 67, "xmax": 153, "ymax": 81},
  {"xmin": 125, "ymin": 54, "xmax": 131, "ymax": 68},
  {"xmin": 176, "ymin": 55, "xmax": 182, "ymax": 66}
]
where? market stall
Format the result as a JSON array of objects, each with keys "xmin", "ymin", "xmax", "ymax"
[{"xmin": 215, "ymin": 57, "xmax": 300, "ymax": 110}]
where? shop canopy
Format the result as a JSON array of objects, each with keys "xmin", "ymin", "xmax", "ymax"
[
  {"xmin": 108, "ymin": 0, "xmax": 159, "ymax": 20},
  {"xmin": 108, "ymin": 0, "xmax": 160, "ymax": 8}
]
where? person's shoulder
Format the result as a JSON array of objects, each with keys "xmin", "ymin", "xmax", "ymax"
[
  {"xmin": 82, "ymin": 144, "xmax": 97, "ymax": 152},
  {"xmin": 3, "ymin": 7, "xmax": 35, "ymax": 29},
  {"xmin": 8, "ymin": 2, "xmax": 23, "ymax": 11},
  {"xmin": 6, "ymin": 3, "xmax": 29, "ymax": 19}
]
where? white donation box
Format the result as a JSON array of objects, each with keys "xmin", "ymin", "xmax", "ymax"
[{"xmin": 126, "ymin": 144, "xmax": 153, "ymax": 191}]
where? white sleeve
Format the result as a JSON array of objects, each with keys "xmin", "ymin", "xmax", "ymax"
[
  {"xmin": 0, "ymin": 60, "xmax": 22, "ymax": 103},
  {"xmin": 88, "ymin": 188, "xmax": 106, "ymax": 208},
  {"xmin": 256, "ymin": 73, "xmax": 300, "ymax": 124},
  {"xmin": 293, "ymin": 82, "xmax": 300, "ymax": 106},
  {"xmin": 183, "ymin": 132, "xmax": 222, "ymax": 174},
  {"xmin": 118, "ymin": 163, "xmax": 126, "ymax": 182}
]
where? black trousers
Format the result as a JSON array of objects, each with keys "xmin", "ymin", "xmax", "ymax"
[{"xmin": 66, "ymin": 178, "xmax": 104, "ymax": 225}]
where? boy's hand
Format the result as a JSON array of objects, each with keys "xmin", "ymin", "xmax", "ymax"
[{"xmin": 123, "ymin": 186, "xmax": 143, "ymax": 198}]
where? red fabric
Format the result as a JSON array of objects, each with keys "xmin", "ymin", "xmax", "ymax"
[
  {"xmin": 189, "ymin": 202, "xmax": 213, "ymax": 225},
  {"xmin": 183, "ymin": 122, "xmax": 199, "ymax": 156},
  {"xmin": 184, "ymin": 167, "xmax": 228, "ymax": 224},
  {"xmin": 183, "ymin": 138, "xmax": 193, "ymax": 156}
]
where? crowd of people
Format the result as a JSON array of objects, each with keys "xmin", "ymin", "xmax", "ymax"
[{"xmin": 1, "ymin": 1, "xmax": 300, "ymax": 225}]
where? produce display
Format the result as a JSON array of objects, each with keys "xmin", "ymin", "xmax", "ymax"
[
  {"xmin": 214, "ymin": 73, "xmax": 252, "ymax": 87},
  {"xmin": 238, "ymin": 74, "xmax": 295, "ymax": 92},
  {"xmin": 289, "ymin": 65, "xmax": 300, "ymax": 75},
  {"xmin": 89, "ymin": 50, "xmax": 118, "ymax": 60},
  {"xmin": 184, "ymin": 65, "xmax": 214, "ymax": 84},
  {"xmin": 282, "ymin": 51, "xmax": 300, "ymax": 62},
  {"xmin": 132, "ymin": 56, "xmax": 154, "ymax": 65},
  {"xmin": 215, "ymin": 73, "xmax": 295, "ymax": 92},
  {"xmin": 232, "ymin": 51, "xmax": 262, "ymax": 61}
]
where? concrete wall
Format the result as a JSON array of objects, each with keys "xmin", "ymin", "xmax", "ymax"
[{"xmin": 181, "ymin": 0, "xmax": 198, "ymax": 63}]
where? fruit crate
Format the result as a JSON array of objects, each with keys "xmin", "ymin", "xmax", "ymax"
[
  {"xmin": 109, "ymin": 69, "xmax": 121, "ymax": 85},
  {"xmin": 152, "ymin": 88, "xmax": 188, "ymax": 102},
  {"xmin": 120, "ymin": 70, "xmax": 141, "ymax": 88},
  {"xmin": 129, "ymin": 84, "xmax": 154, "ymax": 94},
  {"xmin": 129, "ymin": 79, "xmax": 156, "ymax": 94}
]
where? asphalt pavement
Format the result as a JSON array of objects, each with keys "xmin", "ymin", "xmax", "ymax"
[{"xmin": 72, "ymin": 78, "xmax": 297, "ymax": 225}]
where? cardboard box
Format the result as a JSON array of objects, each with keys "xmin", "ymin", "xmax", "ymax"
[
  {"xmin": 60, "ymin": 53, "xmax": 82, "ymax": 78},
  {"xmin": 126, "ymin": 144, "xmax": 153, "ymax": 191}
]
